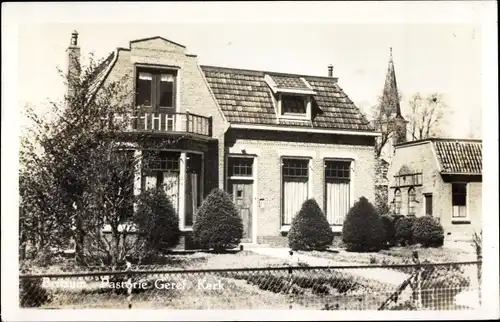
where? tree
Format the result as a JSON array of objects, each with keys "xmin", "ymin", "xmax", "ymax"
[
  {"xmin": 367, "ymin": 94, "xmax": 405, "ymax": 158},
  {"xmin": 407, "ymin": 93, "xmax": 448, "ymax": 140},
  {"xmin": 19, "ymin": 52, "xmax": 184, "ymax": 267}
]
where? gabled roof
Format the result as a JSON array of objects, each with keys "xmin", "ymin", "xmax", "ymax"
[
  {"xmin": 432, "ymin": 139, "xmax": 482, "ymax": 175},
  {"xmin": 200, "ymin": 65, "xmax": 374, "ymax": 131},
  {"xmin": 87, "ymin": 51, "xmax": 116, "ymax": 101},
  {"xmin": 129, "ymin": 36, "xmax": 186, "ymax": 48}
]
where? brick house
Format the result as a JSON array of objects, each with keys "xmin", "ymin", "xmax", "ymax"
[
  {"xmin": 387, "ymin": 138, "xmax": 482, "ymax": 239},
  {"xmin": 70, "ymin": 32, "xmax": 379, "ymax": 247}
]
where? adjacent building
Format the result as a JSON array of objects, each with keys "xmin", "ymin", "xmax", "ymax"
[{"xmin": 387, "ymin": 138, "xmax": 482, "ymax": 239}]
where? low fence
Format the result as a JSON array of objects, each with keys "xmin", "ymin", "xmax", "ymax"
[{"xmin": 19, "ymin": 261, "xmax": 480, "ymax": 310}]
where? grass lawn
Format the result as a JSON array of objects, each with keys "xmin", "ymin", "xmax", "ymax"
[{"xmin": 303, "ymin": 243, "xmax": 476, "ymax": 267}]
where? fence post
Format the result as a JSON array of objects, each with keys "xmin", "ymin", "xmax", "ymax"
[
  {"xmin": 412, "ymin": 251, "xmax": 423, "ymax": 309},
  {"xmin": 477, "ymin": 254, "xmax": 482, "ymax": 306},
  {"xmin": 126, "ymin": 260, "xmax": 132, "ymax": 309},
  {"xmin": 288, "ymin": 250, "xmax": 294, "ymax": 310}
]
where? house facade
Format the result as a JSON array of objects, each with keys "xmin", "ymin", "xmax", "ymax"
[
  {"xmin": 70, "ymin": 32, "xmax": 379, "ymax": 247},
  {"xmin": 387, "ymin": 138, "xmax": 482, "ymax": 239}
]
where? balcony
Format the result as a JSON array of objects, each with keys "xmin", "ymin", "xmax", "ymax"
[{"xmin": 105, "ymin": 112, "xmax": 213, "ymax": 137}]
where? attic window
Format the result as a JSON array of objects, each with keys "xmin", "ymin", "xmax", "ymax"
[{"xmin": 281, "ymin": 95, "xmax": 306, "ymax": 114}]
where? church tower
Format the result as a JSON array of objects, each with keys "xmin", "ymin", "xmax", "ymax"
[{"xmin": 382, "ymin": 48, "xmax": 407, "ymax": 147}]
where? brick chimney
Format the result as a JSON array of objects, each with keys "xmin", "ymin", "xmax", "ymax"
[
  {"xmin": 327, "ymin": 64, "xmax": 333, "ymax": 77},
  {"xmin": 66, "ymin": 30, "xmax": 81, "ymax": 99}
]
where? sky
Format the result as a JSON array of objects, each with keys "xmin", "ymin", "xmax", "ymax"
[{"xmin": 18, "ymin": 22, "xmax": 482, "ymax": 138}]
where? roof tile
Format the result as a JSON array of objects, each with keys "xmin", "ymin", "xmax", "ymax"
[
  {"xmin": 433, "ymin": 139, "xmax": 482, "ymax": 174},
  {"xmin": 201, "ymin": 66, "xmax": 374, "ymax": 131}
]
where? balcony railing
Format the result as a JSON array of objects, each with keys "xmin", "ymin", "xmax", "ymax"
[{"xmin": 103, "ymin": 112, "xmax": 213, "ymax": 137}]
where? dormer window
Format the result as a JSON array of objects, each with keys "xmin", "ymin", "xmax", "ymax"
[
  {"xmin": 281, "ymin": 95, "xmax": 307, "ymax": 115},
  {"xmin": 264, "ymin": 74, "xmax": 316, "ymax": 121}
]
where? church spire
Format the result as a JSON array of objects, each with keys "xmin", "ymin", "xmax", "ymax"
[{"xmin": 382, "ymin": 47, "xmax": 403, "ymax": 118}]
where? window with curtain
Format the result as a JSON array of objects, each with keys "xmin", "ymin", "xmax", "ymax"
[
  {"xmin": 185, "ymin": 153, "xmax": 203, "ymax": 227},
  {"xmin": 135, "ymin": 69, "xmax": 177, "ymax": 109},
  {"xmin": 394, "ymin": 189, "xmax": 402, "ymax": 214},
  {"xmin": 324, "ymin": 160, "xmax": 351, "ymax": 225},
  {"xmin": 141, "ymin": 150, "xmax": 180, "ymax": 212},
  {"xmin": 408, "ymin": 187, "xmax": 416, "ymax": 216},
  {"xmin": 282, "ymin": 158, "xmax": 309, "ymax": 225},
  {"xmin": 452, "ymin": 183, "xmax": 467, "ymax": 218}
]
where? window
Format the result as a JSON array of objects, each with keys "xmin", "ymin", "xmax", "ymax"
[
  {"xmin": 452, "ymin": 183, "xmax": 467, "ymax": 218},
  {"xmin": 141, "ymin": 151, "xmax": 180, "ymax": 212},
  {"xmin": 424, "ymin": 194, "xmax": 433, "ymax": 216},
  {"xmin": 324, "ymin": 160, "xmax": 351, "ymax": 225},
  {"xmin": 408, "ymin": 187, "xmax": 416, "ymax": 216},
  {"xmin": 228, "ymin": 157, "xmax": 254, "ymax": 177},
  {"xmin": 185, "ymin": 153, "xmax": 203, "ymax": 227},
  {"xmin": 281, "ymin": 95, "xmax": 306, "ymax": 115},
  {"xmin": 282, "ymin": 158, "xmax": 309, "ymax": 225},
  {"xmin": 136, "ymin": 68, "xmax": 176, "ymax": 109},
  {"xmin": 393, "ymin": 189, "xmax": 402, "ymax": 214}
]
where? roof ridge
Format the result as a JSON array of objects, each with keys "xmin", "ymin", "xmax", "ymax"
[{"xmin": 200, "ymin": 64, "xmax": 337, "ymax": 81}]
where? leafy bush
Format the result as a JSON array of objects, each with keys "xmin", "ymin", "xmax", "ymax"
[
  {"xmin": 388, "ymin": 300, "xmax": 417, "ymax": 310},
  {"xmin": 342, "ymin": 197, "xmax": 386, "ymax": 252},
  {"xmin": 381, "ymin": 214, "xmax": 396, "ymax": 247},
  {"xmin": 394, "ymin": 215, "xmax": 417, "ymax": 246},
  {"xmin": 412, "ymin": 216, "xmax": 444, "ymax": 247},
  {"xmin": 135, "ymin": 187, "xmax": 180, "ymax": 253},
  {"xmin": 420, "ymin": 262, "xmax": 471, "ymax": 308},
  {"xmin": 19, "ymin": 277, "xmax": 51, "ymax": 307},
  {"xmin": 193, "ymin": 189, "xmax": 243, "ymax": 252},
  {"xmin": 288, "ymin": 199, "xmax": 334, "ymax": 251}
]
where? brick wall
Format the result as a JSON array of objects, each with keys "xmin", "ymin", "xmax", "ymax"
[{"xmin": 226, "ymin": 130, "xmax": 376, "ymax": 241}]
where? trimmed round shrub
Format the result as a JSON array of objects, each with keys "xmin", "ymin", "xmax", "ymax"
[
  {"xmin": 394, "ymin": 215, "xmax": 417, "ymax": 246},
  {"xmin": 342, "ymin": 197, "xmax": 386, "ymax": 252},
  {"xmin": 288, "ymin": 199, "xmax": 334, "ymax": 251},
  {"xmin": 381, "ymin": 214, "xmax": 396, "ymax": 247},
  {"xmin": 412, "ymin": 216, "xmax": 444, "ymax": 247},
  {"xmin": 193, "ymin": 188, "xmax": 243, "ymax": 252},
  {"xmin": 135, "ymin": 187, "xmax": 180, "ymax": 253}
]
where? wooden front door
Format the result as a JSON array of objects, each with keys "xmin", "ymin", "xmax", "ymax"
[{"xmin": 230, "ymin": 181, "xmax": 253, "ymax": 243}]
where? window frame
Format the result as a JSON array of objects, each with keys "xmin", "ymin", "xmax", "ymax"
[
  {"xmin": 323, "ymin": 159, "xmax": 352, "ymax": 226},
  {"xmin": 277, "ymin": 94, "xmax": 312, "ymax": 120},
  {"xmin": 281, "ymin": 157, "xmax": 311, "ymax": 227},
  {"xmin": 407, "ymin": 187, "xmax": 417, "ymax": 216},
  {"xmin": 393, "ymin": 189, "xmax": 402, "ymax": 214},
  {"xmin": 134, "ymin": 65, "xmax": 178, "ymax": 111},
  {"xmin": 451, "ymin": 182, "xmax": 469, "ymax": 221},
  {"xmin": 228, "ymin": 157, "xmax": 254, "ymax": 179}
]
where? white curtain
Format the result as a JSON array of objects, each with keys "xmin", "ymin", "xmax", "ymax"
[
  {"xmin": 452, "ymin": 205, "xmax": 467, "ymax": 218},
  {"xmin": 326, "ymin": 181, "xmax": 350, "ymax": 225},
  {"xmin": 163, "ymin": 172, "xmax": 179, "ymax": 213},
  {"xmin": 185, "ymin": 173, "xmax": 199, "ymax": 225},
  {"xmin": 283, "ymin": 180, "xmax": 308, "ymax": 225}
]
